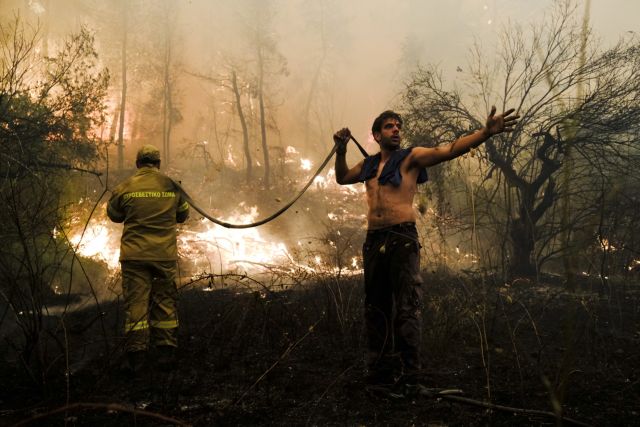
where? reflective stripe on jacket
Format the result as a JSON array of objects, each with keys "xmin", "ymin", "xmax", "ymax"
[{"xmin": 107, "ymin": 166, "xmax": 189, "ymax": 261}]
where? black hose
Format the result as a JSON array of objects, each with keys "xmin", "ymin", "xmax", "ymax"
[
  {"xmin": 176, "ymin": 144, "xmax": 335, "ymax": 228},
  {"xmin": 177, "ymin": 135, "xmax": 367, "ymax": 229}
]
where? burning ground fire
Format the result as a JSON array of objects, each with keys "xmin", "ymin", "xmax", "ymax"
[
  {"xmin": 68, "ymin": 221, "xmax": 636, "ymax": 278},
  {"xmin": 66, "ymin": 146, "xmax": 368, "ymax": 287},
  {"xmin": 69, "ymin": 188, "xmax": 362, "ymax": 290},
  {"xmin": 67, "ymin": 201, "xmax": 364, "ymax": 285},
  {"xmin": 68, "ymin": 222, "xmax": 122, "ymax": 270},
  {"xmin": 177, "ymin": 204, "xmax": 296, "ymax": 273}
]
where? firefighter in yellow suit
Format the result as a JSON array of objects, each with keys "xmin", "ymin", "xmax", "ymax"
[{"xmin": 107, "ymin": 145, "xmax": 189, "ymax": 373}]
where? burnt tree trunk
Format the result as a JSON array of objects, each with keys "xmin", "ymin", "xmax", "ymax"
[
  {"xmin": 257, "ymin": 47, "xmax": 270, "ymax": 187},
  {"xmin": 486, "ymin": 130, "xmax": 561, "ymax": 278},
  {"xmin": 117, "ymin": 0, "xmax": 127, "ymax": 171},
  {"xmin": 231, "ymin": 70, "xmax": 252, "ymax": 182},
  {"xmin": 162, "ymin": 18, "xmax": 173, "ymax": 166}
]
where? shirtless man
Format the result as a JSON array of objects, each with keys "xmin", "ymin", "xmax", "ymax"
[{"xmin": 334, "ymin": 107, "xmax": 518, "ymax": 393}]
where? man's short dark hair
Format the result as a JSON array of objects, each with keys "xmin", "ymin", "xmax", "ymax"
[{"xmin": 371, "ymin": 110, "xmax": 403, "ymax": 135}]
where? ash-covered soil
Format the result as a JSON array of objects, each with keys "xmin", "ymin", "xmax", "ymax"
[{"xmin": 1, "ymin": 272, "xmax": 639, "ymax": 426}]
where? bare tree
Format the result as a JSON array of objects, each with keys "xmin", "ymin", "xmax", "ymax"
[
  {"xmin": 241, "ymin": 0, "xmax": 288, "ymax": 188},
  {"xmin": 160, "ymin": 0, "xmax": 177, "ymax": 166},
  {"xmin": 184, "ymin": 63, "xmax": 254, "ymax": 182},
  {"xmin": 125, "ymin": 0, "xmax": 184, "ymax": 166},
  {"xmin": 231, "ymin": 68, "xmax": 253, "ymax": 181},
  {"xmin": 116, "ymin": 0, "xmax": 127, "ymax": 171},
  {"xmin": 401, "ymin": 0, "xmax": 640, "ymax": 278},
  {"xmin": 0, "ymin": 17, "xmax": 108, "ymax": 384}
]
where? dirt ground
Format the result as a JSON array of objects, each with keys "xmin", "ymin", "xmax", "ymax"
[{"xmin": 1, "ymin": 271, "xmax": 639, "ymax": 426}]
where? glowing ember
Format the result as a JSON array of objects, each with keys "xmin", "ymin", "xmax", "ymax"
[
  {"xmin": 300, "ymin": 158, "xmax": 312, "ymax": 171},
  {"xmin": 599, "ymin": 236, "xmax": 616, "ymax": 251}
]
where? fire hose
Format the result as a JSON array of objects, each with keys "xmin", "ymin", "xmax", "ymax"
[{"xmin": 175, "ymin": 135, "xmax": 367, "ymax": 229}]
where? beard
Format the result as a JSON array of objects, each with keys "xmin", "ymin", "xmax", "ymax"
[{"xmin": 380, "ymin": 138, "xmax": 401, "ymax": 151}]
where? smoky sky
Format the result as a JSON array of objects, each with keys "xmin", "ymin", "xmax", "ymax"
[{"xmin": 3, "ymin": 0, "xmax": 638, "ymax": 162}]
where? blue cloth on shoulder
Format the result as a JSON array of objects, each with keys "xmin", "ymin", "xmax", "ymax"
[{"xmin": 358, "ymin": 147, "xmax": 428, "ymax": 186}]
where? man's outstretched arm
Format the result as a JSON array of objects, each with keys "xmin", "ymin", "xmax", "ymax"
[
  {"xmin": 409, "ymin": 106, "xmax": 519, "ymax": 169},
  {"xmin": 333, "ymin": 128, "xmax": 364, "ymax": 185}
]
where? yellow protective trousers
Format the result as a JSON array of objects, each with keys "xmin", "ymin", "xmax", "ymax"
[{"xmin": 121, "ymin": 260, "xmax": 179, "ymax": 352}]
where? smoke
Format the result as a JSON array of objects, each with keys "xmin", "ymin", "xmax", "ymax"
[{"xmin": 2, "ymin": 0, "xmax": 638, "ymax": 280}]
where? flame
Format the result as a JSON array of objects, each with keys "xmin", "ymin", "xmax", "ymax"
[
  {"xmin": 306, "ymin": 168, "xmax": 365, "ymax": 196},
  {"xmin": 300, "ymin": 158, "xmax": 312, "ymax": 171},
  {"xmin": 65, "ymin": 202, "xmax": 364, "ymax": 283},
  {"xmin": 179, "ymin": 205, "xmax": 293, "ymax": 273},
  {"xmin": 351, "ymin": 256, "xmax": 359, "ymax": 269},
  {"xmin": 69, "ymin": 219, "xmax": 121, "ymax": 269},
  {"xmin": 599, "ymin": 236, "xmax": 616, "ymax": 251},
  {"xmin": 313, "ymin": 175, "xmax": 326, "ymax": 187},
  {"xmin": 64, "ymin": 144, "xmax": 372, "ymax": 284},
  {"xmin": 225, "ymin": 145, "xmax": 237, "ymax": 167},
  {"xmin": 100, "ymin": 95, "xmax": 133, "ymax": 142}
]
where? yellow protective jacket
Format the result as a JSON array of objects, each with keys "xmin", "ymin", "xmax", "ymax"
[{"xmin": 107, "ymin": 166, "xmax": 189, "ymax": 261}]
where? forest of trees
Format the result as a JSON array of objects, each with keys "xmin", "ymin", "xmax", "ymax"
[{"xmin": 0, "ymin": 1, "xmax": 638, "ymax": 425}]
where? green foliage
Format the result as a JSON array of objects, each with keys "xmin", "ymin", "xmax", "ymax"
[
  {"xmin": 0, "ymin": 21, "xmax": 109, "ymax": 172},
  {"xmin": 0, "ymin": 15, "xmax": 109, "ymax": 387}
]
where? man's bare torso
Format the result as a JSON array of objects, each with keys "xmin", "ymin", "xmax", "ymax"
[{"xmin": 365, "ymin": 155, "xmax": 419, "ymax": 230}]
